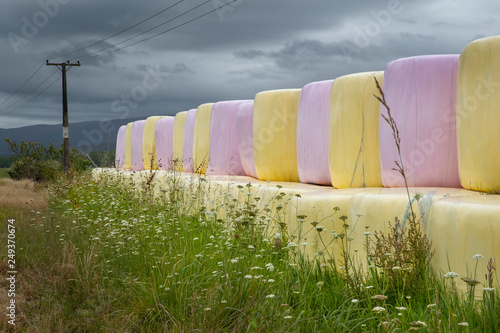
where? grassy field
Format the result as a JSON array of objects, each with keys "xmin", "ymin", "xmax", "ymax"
[
  {"xmin": 0, "ymin": 168, "xmax": 10, "ymax": 179},
  {"xmin": 0, "ymin": 172, "xmax": 499, "ymax": 332}
]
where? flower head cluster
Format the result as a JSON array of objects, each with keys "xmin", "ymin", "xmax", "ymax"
[{"xmin": 444, "ymin": 271, "xmax": 459, "ymax": 279}]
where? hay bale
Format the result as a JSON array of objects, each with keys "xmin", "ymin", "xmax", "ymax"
[
  {"xmin": 329, "ymin": 72, "xmax": 384, "ymax": 188},
  {"xmin": 253, "ymin": 89, "xmax": 301, "ymax": 182},
  {"xmin": 297, "ymin": 80, "xmax": 333, "ymax": 186},
  {"xmin": 380, "ymin": 55, "xmax": 460, "ymax": 187}
]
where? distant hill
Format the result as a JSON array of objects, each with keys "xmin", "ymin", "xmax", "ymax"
[{"xmin": 0, "ymin": 117, "xmax": 143, "ymax": 156}]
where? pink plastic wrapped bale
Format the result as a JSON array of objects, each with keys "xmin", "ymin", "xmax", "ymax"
[
  {"xmin": 379, "ymin": 55, "xmax": 461, "ymax": 188},
  {"xmin": 236, "ymin": 101, "xmax": 258, "ymax": 178},
  {"xmin": 297, "ymin": 80, "xmax": 333, "ymax": 186},
  {"xmin": 182, "ymin": 109, "xmax": 197, "ymax": 172},
  {"xmin": 155, "ymin": 117, "xmax": 175, "ymax": 170},
  {"xmin": 207, "ymin": 100, "xmax": 252, "ymax": 176},
  {"xmin": 131, "ymin": 120, "xmax": 146, "ymax": 171},
  {"xmin": 115, "ymin": 125, "xmax": 126, "ymax": 169}
]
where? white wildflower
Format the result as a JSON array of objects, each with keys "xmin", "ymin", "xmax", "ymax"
[
  {"xmin": 266, "ymin": 294, "xmax": 275, "ymax": 298},
  {"xmin": 458, "ymin": 322, "xmax": 468, "ymax": 326},
  {"xmin": 483, "ymin": 287, "xmax": 495, "ymax": 292},
  {"xmin": 413, "ymin": 321, "xmax": 427, "ymax": 327},
  {"xmin": 244, "ymin": 275, "xmax": 252, "ymax": 279},
  {"xmin": 444, "ymin": 271, "xmax": 459, "ymax": 279},
  {"xmin": 373, "ymin": 306, "xmax": 386, "ymax": 313},
  {"xmin": 473, "ymin": 254, "xmax": 484, "ymax": 260}
]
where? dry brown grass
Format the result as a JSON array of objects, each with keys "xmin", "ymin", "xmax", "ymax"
[
  {"xmin": 0, "ymin": 179, "xmax": 48, "ymax": 331},
  {"xmin": 0, "ymin": 178, "xmax": 47, "ymax": 211}
]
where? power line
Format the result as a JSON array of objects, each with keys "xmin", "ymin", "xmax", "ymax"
[
  {"xmin": 49, "ymin": 0, "xmax": 185, "ymax": 61},
  {"xmin": 70, "ymin": 0, "xmax": 212, "ymax": 62},
  {"xmin": 78, "ymin": 0, "xmax": 241, "ymax": 62},
  {"xmin": 0, "ymin": 62, "xmax": 45, "ymax": 108},
  {"xmin": 0, "ymin": 69, "xmax": 59, "ymax": 115},
  {"xmin": 0, "ymin": 75, "xmax": 61, "ymax": 116},
  {"xmin": 2, "ymin": 0, "xmax": 241, "ymax": 116}
]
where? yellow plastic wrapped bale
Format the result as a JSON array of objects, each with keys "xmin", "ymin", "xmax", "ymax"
[
  {"xmin": 253, "ymin": 89, "xmax": 302, "ymax": 182},
  {"xmin": 427, "ymin": 195, "xmax": 500, "ymax": 290},
  {"xmin": 457, "ymin": 36, "xmax": 500, "ymax": 192},
  {"xmin": 193, "ymin": 103, "xmax": 214, "ymax": 174},
  {"xmin": 329, "ymin": 72, "xmax": 384, "ymax": 188},
  {"xmin": 124, "ymin": 122, "xmax": 133, "ymax": 170},
  {"xmin": 346, "ymin": 187, "xmax": 478, "ymax": 264},
  {"xmin": 173, "ymin": 111, "xmax": 187, "ymax": 172},
  {"xmin": 142, "ymin": 116, "xmax": 165, "ymax": 170}
]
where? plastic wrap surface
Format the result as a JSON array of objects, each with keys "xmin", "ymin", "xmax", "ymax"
[
  {"xmin": 297, "ymin": 80, "xmax": 333, "ymax": 186},
  {"xmin": 253, "ymin": 89, "xmax": 302, "ymax": 182},
  {"xmin": 207, "ymin": 100, "xmax": 251, "ymax": 175},
  {"xmin": 329, "ymin": 72, "xmax": 384, "ymax": 188},
  {"xmin": 380, "ymin": 55, "xmax": 460, "ymax": 187}
]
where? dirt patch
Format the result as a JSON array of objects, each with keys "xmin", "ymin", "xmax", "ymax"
[{"xmin": 0, "ymin": 179, "xmax": 47, "ymax": 211}]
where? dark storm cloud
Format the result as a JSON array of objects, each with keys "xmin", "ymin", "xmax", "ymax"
[{"xmin": 0, "ymin": 0, "xmax": 499, "ymax": 128}]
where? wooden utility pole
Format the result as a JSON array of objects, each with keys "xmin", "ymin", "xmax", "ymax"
[{"xmin": 46, "ymin": 60, "xmax": 80, "ymax": 174}]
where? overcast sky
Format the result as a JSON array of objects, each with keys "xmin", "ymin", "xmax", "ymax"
[{"xmin": 0, "ymin": 0, "xmax": 498, "ymax": 129}]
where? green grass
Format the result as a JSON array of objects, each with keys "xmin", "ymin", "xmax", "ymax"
[
  {"xmin": 0, "ymin": 168, "xmax": 10, "ymax": 178},
  {"xmin": 2, "ymin": 171, "xmax": 499, "ymax": 332}
]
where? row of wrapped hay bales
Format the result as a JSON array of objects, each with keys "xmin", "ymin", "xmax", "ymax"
[
  {"xmin": 114, "ymin": 40, "xmax": 499, "ymax": 192},
  {"xmin": 108, "ymin": 35, "xmax": 500, "ymax": 288}
]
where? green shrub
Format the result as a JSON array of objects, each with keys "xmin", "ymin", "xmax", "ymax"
[
  {"xmin": 5, "ymin": 138, "xmax": 90, "ymax": 181},
  {"xmin": 7, "ymin": 157, "xmax": 62, "ymax": 182}
]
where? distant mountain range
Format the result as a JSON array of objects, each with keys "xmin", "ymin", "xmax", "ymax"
[{"xmin": 0, "ymin": 117, "xmax": 143, "ymax": 156}]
